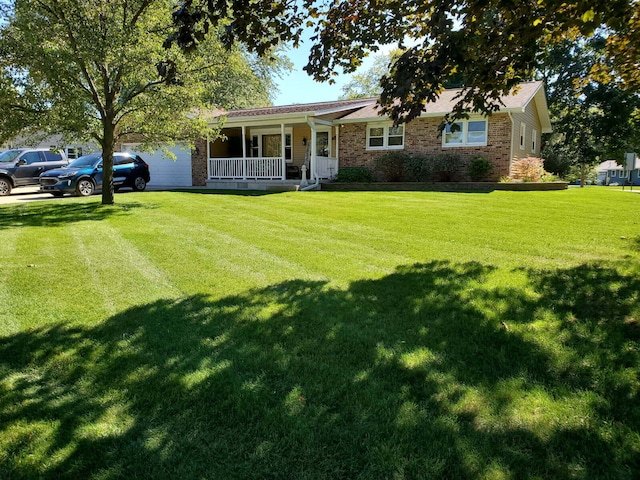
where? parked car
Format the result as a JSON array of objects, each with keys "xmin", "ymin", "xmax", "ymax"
[
  {"xmin": 39, "ymin": 152, "xmax": 150, "ymax": 197},
  {"xmin": 0, "ymin": 148, "xmax": 68, "ymax": 195}
]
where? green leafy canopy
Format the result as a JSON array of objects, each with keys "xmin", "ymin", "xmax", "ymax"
[
  {"xmin": 169, "ymin": 0, "xmax": 638, "ymax": 125},
  {"xmin": 0, "ymin": 0, "xmax": 285, "ymax": 203}
]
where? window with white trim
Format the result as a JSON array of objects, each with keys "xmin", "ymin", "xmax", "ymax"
[
  {"xmin": 66, "ymin": 147, "xmax": 83, "ymax": 159},
  {"xmin": 519, "ymin": 122, "xmax": 526, "ymax": 150},
  {"xmin": 251, "ymin": 135, "xmax": 259, "ymax": 157},
  {"xmin": 532, "ymin": 129, "xmax": 538, "ymax": 153},
  {"xmin": 285, "ymin": 133, "xmax": 292, "ymax": 161},
  {"xmin": 443, "ymin": 119, "xmax": 488, "ymax": 147},
  {"xmin": 248, "ymin": 128, "xmax": 292, "ymax": 161},
  {"xmin": 366, "ymin": 123, "xmax": 404, "ymax": 150}
]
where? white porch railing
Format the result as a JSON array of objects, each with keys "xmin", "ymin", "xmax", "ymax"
[
  {"xmin": 317, "ymin": 157, "xmax": 339, "ymax": 179},
  {"xmin": 208, "ymin": 156, "xmax": 339, "ymax": 180},
  {"xmin": 209, "ymin": 157, "xmax": 284, "ymax": 180}
]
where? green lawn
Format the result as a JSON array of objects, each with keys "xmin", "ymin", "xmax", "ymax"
[{"xmin": 1, "ymin": 187, "xmax": 639, "ymax": 479}]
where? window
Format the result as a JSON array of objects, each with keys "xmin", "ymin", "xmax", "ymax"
[
  {"xmin": 66, "ymin": 147, "xmax": 82, "ymax": 159},
  {"xmin": 467, "ymin": 121, "xmax": 486, "ymax": 144},
  {"xmin": 251, "ymin": 135, "xmax": 259, "ymax": 157},
  {"xmin": 316, "ymin": 131, "xmax": 329, "ymax": 157},
  {"xmin": 248, "ymin": 128, "xmax": 293, "ymax": 160},
  {"xmin": 21, "ymin": 152, "xmax": 42, "ymax": 164},
  {"xmin": 532, "ymin": 129, "xmax": 538, "ymax": 153},
  {"xmin": 285, "ymin": 133, "xmax": 292, "ymax": 161},
  {"xmin": 367, "ymin": 123, "xmax": 404, "ymax": 150},
  {"xmin": 44, "ymin": 151, "xmax": 63, "ymax": 162},
  {"xmin": 388, "ymin": 126, "xmax": 404, "ymax": 146},
  {"xmin": 114, "ymin": 154, "xmax": 134, "ymax": 166},
  {"xmin": 444, "ymin": 122, "xmax": 463, "ymax": 145},
  {"xmin": 443, "ymin": 119, "xmax": 487, "ymax": 147},
  {"xmin": 519, "ymin": 122, "xmax": 526, "ymax": 150}
]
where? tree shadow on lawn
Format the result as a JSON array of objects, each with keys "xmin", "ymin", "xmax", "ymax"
[
  {"xmin": 1, "ymin": 261, "xmax": 638, "ymax": 479},
  {"xmin": 0, "ymin": 200, "xmax": 155, "ymax": 229}
]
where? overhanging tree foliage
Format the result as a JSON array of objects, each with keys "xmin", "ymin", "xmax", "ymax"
[
  {"xmin": 0, "ymin": 0, "xmax": 285, "ymax": 204},
  {"xmin": 339, "ymin": 49, "xmax": 403, "ymax": 100},
  {"xmin": 168, "ymin": 0, "xmax": 638, "ymax": 124},
  {"xmin": 539, "ymin": 36, "xmax": 640, "ymax": 186}
]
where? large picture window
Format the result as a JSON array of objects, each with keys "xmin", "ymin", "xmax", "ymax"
[
  {"xmin": 366, "ymin": 123, "xmax": 405, "ymax": 150},
  {"xmin": 248, "ymin": 128, "xmax": 292, "ymax": 161},
  {"xmin": 443, "ymin": 119, "xmax": 488, "ymax": 147}
]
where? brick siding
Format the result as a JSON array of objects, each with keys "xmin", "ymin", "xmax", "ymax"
[
  {"xmin": 191, "ymin": 138, "xmax": 208, "ymax": 186},
  {"xmin": 339, "ymin": 114, "xmax": 512, "ymax": 181}
]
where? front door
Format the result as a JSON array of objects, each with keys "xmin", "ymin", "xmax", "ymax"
[
  {"xmin": 315, "ymin": 131, "xmax": 337, "ymax": 178},
  {"xmin": 261, "ymin": 134, "xmax": 292, "ymax": 161},
  {"xmin": 262, "ymin": 135, "xmax": 281, "ymax": 157}
]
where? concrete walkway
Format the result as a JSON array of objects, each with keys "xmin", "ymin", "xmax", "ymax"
[{"xmin": 0, "ymin": 187, "xmax": 55, "ymax": 205}]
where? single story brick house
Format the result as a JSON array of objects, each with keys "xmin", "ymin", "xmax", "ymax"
[{"xmin": 192, "ymin": 80, "xmax": 551, "ymax": 189}]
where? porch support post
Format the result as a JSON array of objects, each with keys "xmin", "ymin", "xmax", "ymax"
[
  {"xmin": 241, "ymin": 125, "xmax": 247, "ymax": 180},
  {"xmin": 281, "ymin": 123, "xmax": 286, "ymax": 180},
  {"xmin": 334, "ymin": 125, "xmax": 339, "ymax": 178},
  {"xmin": 206, "ymin": 133, "xmax": 211, "ymax": 179},
  {"xmin": 308, "ymin": 120, "xmax": 317, "ymax": 182}
]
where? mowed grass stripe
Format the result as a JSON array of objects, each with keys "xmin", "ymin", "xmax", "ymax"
[
  {"xmin": 117, "ymin": 211, "xmax": 329, "ymax": 295},
  {"xmin": 165, "ymin": 207, "xmax": 416, "ymax": 281},
  {"xmin": 151, "ymin": 190, "xmax": 623, "ymax": 271},
  {"xmin": 68, "ymin": 221, "xmax": 179, "ymax": 318},
  {"xmin": 0, "ymin": 228, "xmax": 22, "ymax": 334},
  {"xmin": 3, "ymin": 225, "xmax": 92, "ymax": 330},
  {"xmin": 148, "ymin": 192, "xmax": 507, "ymax": 274}
]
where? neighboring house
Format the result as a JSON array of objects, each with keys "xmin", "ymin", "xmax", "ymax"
[
  {"xmin": 2, "ymin": 134, "xmax": 98, "ymax": 160},
  {"xmin": 193, "ymin": 80, "xmax": 552, "ymax": 189},
  {"xmin": 596, "ymin": 156, "xmax": 640, "ymax": 186}
]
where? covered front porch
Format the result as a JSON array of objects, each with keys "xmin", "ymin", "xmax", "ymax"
[{"xmin": 207, "ymin": 120, "xmax": 339, "ymax": 185}]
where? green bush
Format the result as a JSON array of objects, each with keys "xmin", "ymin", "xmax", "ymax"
[
  {"xmin": 374, "ymin": 152, "xmax": 409, "ymax": 182},
  {"xmin": 402, "ymin": 154, "xmax": 432, "ymax": 182},
  {"xmin": 334, "ymin": 166, "xmax": 376, "ymax": 183},
  {"xmin": 468, "ymin": 155, "xmax": 493, "ymax": 181},
  {"xmin": 432, "ymin": 153, "xmax": 462, "ymax": 181}
]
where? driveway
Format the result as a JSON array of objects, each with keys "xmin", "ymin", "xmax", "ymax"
[{"xmin": 0, "ymin": 186, "xmax": 55, "ymax": 205}]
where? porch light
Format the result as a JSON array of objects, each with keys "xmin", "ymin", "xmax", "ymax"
[{"xmin": 302, "ymin": 137, "xmax": 307, "ymax": 146}]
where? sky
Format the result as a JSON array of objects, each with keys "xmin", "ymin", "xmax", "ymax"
[
  {"xmin": 272, "ymin": 45, "xmax": 346, "ymax": 106},
  {"xmin": 271, "ymin": 31, "xmax": 384, "ymax": 106}
]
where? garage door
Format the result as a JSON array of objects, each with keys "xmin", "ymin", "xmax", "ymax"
[{"xmin": 122, "ymin": 143, "xmax": 192, "ymax": 187}]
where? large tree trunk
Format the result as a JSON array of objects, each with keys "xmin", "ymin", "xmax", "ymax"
[
  {"xmin": 101, "ymin": 120, "xmax": 116, "ymax": 205},
  {"xmin": 580, "ymin": 164, "xmax": 586, "ymax": 188}
]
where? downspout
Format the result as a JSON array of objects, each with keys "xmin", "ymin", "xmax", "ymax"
[
  {"xmin": 301, "ymin": 116, "xmax": 321, "ymax": 190},
  {"xmin": 507, "ymin": 112, "xmax": 515, "ymax": 178}
]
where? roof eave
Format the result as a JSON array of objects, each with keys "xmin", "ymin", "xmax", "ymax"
[
  {"xmin": 214, "ymin": 111, "xmax": 313, "ymax": 126},
  {"xmin": 213, "ymin": 100, "xmax": 379, "ymax": 126}
]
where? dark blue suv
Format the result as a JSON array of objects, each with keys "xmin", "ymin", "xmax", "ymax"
[{"xmin": 40, "ymin": 152, "xmax": 150, "ymax": 197}]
